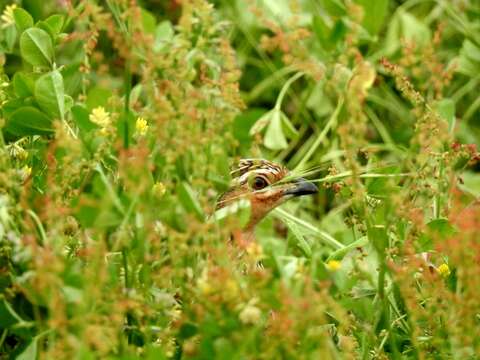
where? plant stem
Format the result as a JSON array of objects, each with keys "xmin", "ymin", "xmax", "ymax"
[
  {"xmin": 294, "ymin": 97, "xmax": 344, "ymax": 172},
  {"xmin": 123, "ymin": 60, "xmax": 131, "ymax": 149},
  {"xmin": 274, "ymin": 72, "xmax": 305, "ymax": 110},
  {"xmin": 274, "ymin": 208, "xmax": 344, "ymax": 249},
  {"xmin": 326, "ymin": 236, "xmax": 368, "ymax": 261},
  {"xmin": 26, "ymin": 210, "xmax": 47, "ymax": 245},
  {"xmin": 122, "ymin": 248, "xmax": 130, "ymax": 289}
]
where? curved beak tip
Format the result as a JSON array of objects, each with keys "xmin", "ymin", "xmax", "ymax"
[{"xmin": 285, "ymin": 178, "xmax": 318, "ymax": 197}]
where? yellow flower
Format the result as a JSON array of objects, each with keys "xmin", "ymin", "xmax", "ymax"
[
  {"xmin": 239, "ymin": 303, "xmax": 261, "ymax": 325},
  {"xmin": 21, "ymin": 165, "xmax": 32, "ymax": 179},
  {"xmin": 135, "ymin": 117, "xmax": 149, "ymax": 136},
  {"xmin": 197, "ymin": 269, "xmax": 213, "ymax": 295},
  {"xmin": 170, "ymin": 304, "xmax": 182, "ymax": 321},
  {"xmin": 154, "ymin": 220, "xmax": 167, "ymax": 237},
  {"xmin": 246, "ymin": 242, "xmax": 264, "ymax": 261},
  {"xmin": 326, "ymin": 260, "xmax": 341, "ymax": 272},
  {"xmin": 223, "ymin": 278, "xmax": 239, "ymax": 300},
  {"xmin": 89, "ymin": 106, "xmax": 111, "ymax": 128},
  {"xmin": 437, "ymin": 263, "xmax": 451, "ymax": 278},
  {"xmin": 152, "ymin": 182, "xmax": 166, "ymax": 198},
  {"xmin": 1, "ymin": 4, "xmax": 17, "ymax": 28},
  {"xmin": 8, "ymin": 144, "xmax": 27, "ymax": 160}
]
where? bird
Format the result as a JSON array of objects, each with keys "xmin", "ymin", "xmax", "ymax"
[{"xmin": 216, "ymin": 159, "xmax": 318, "ymax": 246}]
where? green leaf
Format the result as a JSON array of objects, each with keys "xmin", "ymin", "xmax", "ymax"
[
  {"xmin": 145, "ymin": 346, "xmax": 168, "ymax": 360},
  {"xmin": 264, "ymin": 109, "xmax": 288, "ymax": 150},
  {"xmin": 285, "ymin": 220, "xmax": 312, "ymax": 257},
  {"xmin": 330, "ymin": 19, "xmax": 347, "ymax": 45},
  {"xmin": 6, "ymin": 107, "xmax": 53, "ymax": 136},
  {"xmin": 34, "ymin": 70, "xmax": 65, "ymax": 120},
  {"xmin": 462, "ymin": 40, "xmax": 480, "ymax": 62},
  {"xmin": 427, "ymin": 218, "xmax": 456, "ymax": 239},
  {"xmin": 326, "ymin": 236, "xmax": 369, "ymax": 261},
  {"xmin": 319, "ymin": 0, "xmax": 346, "ymax": 16},
  {"xmin": 307, "ymin": 81, "xmax": 333, "ymax": 117},
  {"xmin": 13, "ymin": 71, "xmax": 36, "ymax": 98},
  {"xmin": 249, "ymin": 109, "xmax": 273, "ymax": 136},
  {"xmin": 312, "ymin": 15, "xmax": 332, "ymax": 50},
  {"xmin": 356, "ymin": 0, "xmax": 389, "ymax": 35},
  {"xmin": 44, "ymin": 14, "xmax": 65, "ymax": 35},
  {"xmin": 261, "ymin": 0, "xmax": 293, "ymax": 21},
  {"xmin": 1, "ymin": 99, "xmax": 24, "ymax": 119},
  {"xmin": 312, "ymin": 16, "xmax": 329, "ymax": 41},
  {"xmin": 62, "ymin": 286, "xmax": 83, "ymax": 303},
  {"xmin": 64, "ymin": 95, "xmax": 74, "ymax": 112},
  {"xmin": 71, "ymin": 105, "xmax": 96, "ymax": 132},
  {"xmin": 460, "ymin": 171, "xmax": 480, "ymax": 197},
  {"xmin": 35, "ymin": 20, "xmax": 56, "ymax": 40},
  {"xmin": 86, "ymin": 87, "xmax": 112, "ymax": 110},
  {"xmin": 367, "ymin": 224, "xmax": 388, "ymax": 252},
  {"xmin": 3, "ymin": 24, "xmax": 18, "ymax": 53},
  {"xmin": 13, "ymin": 8, "xmax": 34, "ymax": 32},
  {"xmin": 457, "ymin": 40, "xmax": 480, "ymax": 76},
  {"xmin": 281, "ymin": 112, "xmax": 298, "ymax": 139},
  {"xmin": 399, "ymin": 10, "xmax": 430, "ymax": 46},
  {"xmin": 383, "ymin": 13, "xmax": 401, "ymax": 55},
  {"xmin": 19, "ymin": 28, "xmax": 54, "ymax": 67},
  {"xmin": 16, "ymin": 337, "xmax": 38, "ymax": 360},
  {"xmin": 177, "ymin": 182, "xmax": 205, "ymax": 221},
  {"xmin": 0, "ymin": 296, "xmax": 24, "ymax": 328},
  {"xmin": 154, "ymin": 21, "xmax": 174, "ymax": 52},
  {"xmin": 141, "ymin": 8, "xmax": 156, "ymax": 34},
  {"xmin": 434, "ymin": 99, "xmax": 455, "ymax": 133}
]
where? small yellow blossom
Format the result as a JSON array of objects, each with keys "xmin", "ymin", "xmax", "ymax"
[
  {"xmin": 1, "ymin": 4, "xmax": 17, "ymax": 28},
  {"xmin": 89, "ymin": 106, "xmax": 111, "ymax": 128},
  {"xmin": 21, "ymin": 165, "xmax": 32, "ymax": 179},
  {"xmin": 197, "ymin": 269, "xmax": 213, "ymax": 295},
  {"xmin": 164, "ymin": 337, "xmax": 176, "ymax": 358},
  {"xmin": 135, "ymin": 117, "xmax": 149, "ymax": 136},
  {"xmin": 246, "ymin": 242, "xmax": 264, "ymax": 261},
  {"xmin": 0, "ymin": 78, "xmax": 9, "ymax": 106},
  {"xmin": 437, "ymin": 263, "xmax": 451, "ymax": 278},
  {"xmin": 8, "ymin": 144, "xmax": 27, "ymax": 160},
  {"xmin": 326, "ymin": 260, "xmax": 341, "ymax": 272},
  {"xmin": 152, "ymin": 182, "xmax": 166, "ymax": 198},
  {"xmin": 154, "ymin": 220, "xmax": 167, "ymax": 237},
  {"xmin": 170, "ymin": 304, "xmax": 182, "ymax": 321},
  {"xmin": 223, "ymin": 278, "xmax": 239, "ymax": 300},
  {"xmin": 239, "ymin": 303, "xmax": 261, "ymax": 325}
]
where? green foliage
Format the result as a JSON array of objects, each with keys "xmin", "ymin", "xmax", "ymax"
[
  {"xmin": 19, "ymin": 28, "xmax": 54, "ymax": 67},
  {"xmin": 0, "ymin": 0, "xmax": 480, "ymax": 359}
]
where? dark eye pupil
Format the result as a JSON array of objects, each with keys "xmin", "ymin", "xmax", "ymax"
[{"xmin": 253, "ymin": 177, "xmax": 267, "ymax": 189}]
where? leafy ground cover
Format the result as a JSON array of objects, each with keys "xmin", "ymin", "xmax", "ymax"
[{"xmin": 0, "ymin": 0, "xmax": 480, "ymax": 358}]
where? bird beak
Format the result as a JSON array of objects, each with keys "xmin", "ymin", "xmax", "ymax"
[{"xmin": 284, "ymin": 178, "xmax": 318, "ymax": 197}]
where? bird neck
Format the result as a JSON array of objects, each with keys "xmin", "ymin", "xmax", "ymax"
[{"xmin": 232, "ymin": 223, "xmax": 256, "ymax": 248}]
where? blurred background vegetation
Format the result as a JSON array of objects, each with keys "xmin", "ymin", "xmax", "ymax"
[{"xmin": 0, "ymin": 0, "xmax": 479, "ymax": 359}]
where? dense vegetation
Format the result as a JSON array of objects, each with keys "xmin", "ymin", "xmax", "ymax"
[{"xmin": 0, "ymin": 0, "xmax": 479, "ymax": 358}]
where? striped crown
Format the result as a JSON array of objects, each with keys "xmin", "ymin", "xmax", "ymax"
[{"xmin": 230, "ymin": 159, "xmax": 288, "ymax": 186}]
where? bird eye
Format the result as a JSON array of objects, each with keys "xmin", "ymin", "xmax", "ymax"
[{"xmin": 252, "ymin": 176, "xmax": 268, "ymax": 190}]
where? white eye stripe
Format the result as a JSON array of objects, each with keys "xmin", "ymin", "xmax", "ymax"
[
  {"xmin": 235, "ymin": 171, "xmax": 271, "ymax": 186},
  {"xmin": 255, "ymin": 170, "xmax": 271, "ymax": 176}
]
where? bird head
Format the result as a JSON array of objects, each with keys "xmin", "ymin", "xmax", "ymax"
[{"xmin": 216, "ymin": 159, "xmax": 318, "ymax": 240}]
